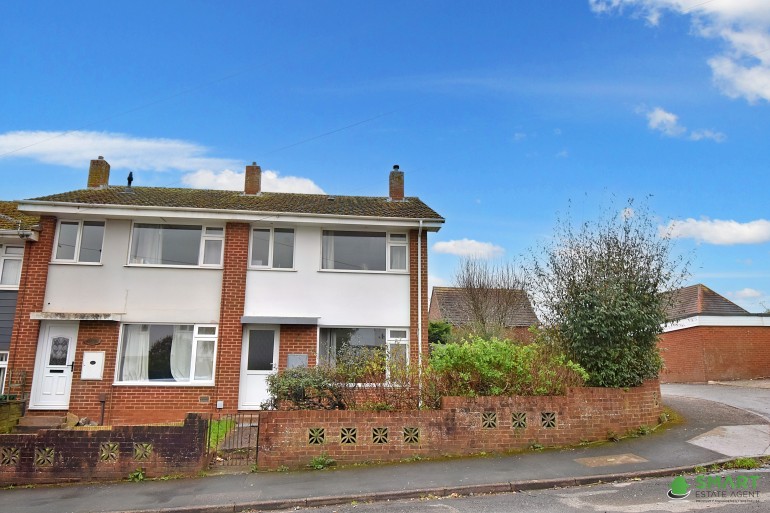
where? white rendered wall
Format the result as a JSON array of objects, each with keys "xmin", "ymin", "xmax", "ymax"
[
  {"xmin": 44, "ymin": 219, "xmax": 222, "ymax": 324},
  {"xmin": 244, "ymin": 225, "xmax": 410, "ymax": 327}
]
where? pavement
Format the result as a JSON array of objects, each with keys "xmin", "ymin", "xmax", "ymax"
[{"xmin": 2, "ymin": 382, "xmax": 770, "ymax": 513}]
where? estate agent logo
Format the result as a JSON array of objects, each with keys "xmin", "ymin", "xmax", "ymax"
[{"xmin": 668, "ymin": 473, "xmax": 762, "ymax": 503}]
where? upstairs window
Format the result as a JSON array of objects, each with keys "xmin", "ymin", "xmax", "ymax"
[
  {"xmin": 250, "ymin": 227, "xmax": 295, "ymax": 269},
  {"xmin": 322, "ymin": 230, "xmax": 407, "ymax": 272},
  {"xmin": 129, "ymin": 224, "xmax": 224, "ymax": 267},
  {"xmin": 53, "ymin": 220, "xmax": 105, "ymax": 263},
  {"xmin": 0, "ymin": 245, "xmax": 23, "ymax": 287}
]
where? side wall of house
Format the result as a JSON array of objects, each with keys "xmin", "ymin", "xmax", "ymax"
[
  {"xmin": 659, "ymin": 326, "xmax": 770, "ymax": 382},
  {"xmin": 5, "ymin": 217, "xmax": 55, "ymax": 400}
]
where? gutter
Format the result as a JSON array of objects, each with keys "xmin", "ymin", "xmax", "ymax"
[{"xmin": 417, "ymin": 219, "xmax": 424, "ymax": 403}]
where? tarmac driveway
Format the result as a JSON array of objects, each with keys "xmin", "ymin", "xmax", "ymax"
[{"xmin": 662, "ymin": 381, "xmax": 770, "ymax": 421}]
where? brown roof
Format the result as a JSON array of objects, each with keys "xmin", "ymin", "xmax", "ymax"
[
  {"xmin": 664, "ymin": 284, "xmax": 749, "ymax": 320},
  {"xmin": 0, "ymin": 201, "xmax": 40, "ymax": 231},
  {"xmin": 26, "ymin": 186, "xmax": 444, "ymax": 221},
  {"xmin": 429, "ymin": 286, "xmax": 539, "ymax": 327}
]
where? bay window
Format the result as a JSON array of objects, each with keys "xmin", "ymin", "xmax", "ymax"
[
  {"xmin": 53, "ymin": 220, "xmax": 105, "ymax": 263},
  {"xmin": 129, "ymin": 224, "xmax": 224, "ymax": 267},
  {"xmin": 0, "ymin": 244, "xmax": 23, "ymax": 287},
  {"xmin": 117, "ymin": 324, "xmax": 217, "ymax": 384},
  {"xmin": 250, "ymin": 227, "xmax": 294, "ymax": 269},
  {"xmin": 321, "ymin": 231, "xmax": 408, "ymax": 272}
]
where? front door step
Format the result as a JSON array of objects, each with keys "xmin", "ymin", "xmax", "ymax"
[{"xmin": 15, "ymin": 415, "xmax": 67, "ymax": 433}]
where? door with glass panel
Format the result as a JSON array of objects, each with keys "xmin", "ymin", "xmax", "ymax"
[
  {"xmin": 238, "ymin": 327, "xmax": 279, "ymax": 409},
  {"xmin": 30, "ymin": 322, "xmax": 78, "ymax": 409}
]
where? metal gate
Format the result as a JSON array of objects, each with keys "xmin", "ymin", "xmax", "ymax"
[{"xmin": 207, "ymin": 413, "xmax": 259, "ymax": 468}]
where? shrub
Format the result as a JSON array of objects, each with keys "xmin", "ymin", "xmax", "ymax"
[
  {"xmin": 428, "ymin": 320, "xmax": 452, "ymax": 344},
  {"xmin": 427, "ymin": 336, "xmax": 587, "ymax": 398},
  {"xmin": 264, "ymin": 366, "xmax": 347, "ymax": 410}
]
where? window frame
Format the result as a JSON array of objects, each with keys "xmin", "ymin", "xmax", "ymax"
[
  {"xmin": 114, "ymin": 323, "xmax": 218, "ymax": 386},
  {"xmin": 317, "ymin": 326, "xmax": 410, "ymax": 376},
  {"xmin": 127, "ymin": 222, "xmax": 225, "ymax": 268},
  {"xmin": 0, "ymin": 351, "xmax": 8, "ymax": 395},
  {"xmin": 248, "ymin": 226, "xmax": 295, "ymax": 270},
  {"xmin": 52, "ymin": 219, "xmax": 105, "ymax": 264},
  {"xmin": 320, "ymin": 230, "xmax": 409, "ymax": 273},
  {"xmin": 0, "ymin": 244, "xmax": 24, "ymax": 288}
]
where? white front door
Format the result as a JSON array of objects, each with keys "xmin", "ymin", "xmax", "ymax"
[
  {"xmin": 238, "ymin": 326, "xmax": 279, "ymax": 410},
  {"xmin": 30, "ymin": 322, "xmax": 79, "ymax": 409}
]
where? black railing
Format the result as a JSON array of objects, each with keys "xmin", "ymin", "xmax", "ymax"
[{"xmin": 206, "ymin": 413, "xmax": 260, "ymax": 467}]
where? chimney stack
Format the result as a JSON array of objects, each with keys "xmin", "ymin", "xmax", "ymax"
[
  {"xmin": 87, "ymin": 156, "xmax": 110, "ymax": 188},
  {"xmin": 389, "ymin": 164, "xmax": 404, "ymax": 201},
  {"xmin": 245, "ymin": 162, "xmax": 261, "ymax": 195}
]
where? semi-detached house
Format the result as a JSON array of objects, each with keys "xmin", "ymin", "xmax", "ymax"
[{"xmin": 7, "ymin": 158, "xmax": 443, "ymax": 424}]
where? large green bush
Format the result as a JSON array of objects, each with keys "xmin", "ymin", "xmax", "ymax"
[
  {"xmin": 530, "ymin": 200, "xmax": 687, "ymax": 387},
  {"xmin": 427, "ymin": 336, "xmax": 587, "ymax": 397}
]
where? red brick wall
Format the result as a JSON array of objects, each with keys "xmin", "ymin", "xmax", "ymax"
[
  {"xmin": 409, "ymin": 230, "xmax": 429, "ymax": 366},
  {"xmin": 213, "ymin": 222, "xmax": 249, "ymax": 414},
  {"xmin": 257, "ymin": 380, "xmax": 662, "ymax": 470},
  {"xmin": 659, "ymin": 326, "xmax": 770, "ymax": 383},
  {"xmin": 0, "ymin": 413, "xmax": 207, "ymax": 485},
  {"xmin": 278, "ymin": 325, "xmax": 317, "ymax": 369},
  {"xmin": 5, "ymin": 216, "xmax": 56, "ymax": 397}
]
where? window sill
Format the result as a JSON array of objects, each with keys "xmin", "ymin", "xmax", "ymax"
[
  {"xmin": 50, "ymin": 261, "xmax": 103, "ymax": 266},
  {"xmin": 124, "ymin": 264, "xmax": 223, "ymax": 270},
  {"xmin": 317, "ymin": 269, "xmax": 409, "ymax": 275},
  {"xmin": 0, "ymin": 285, "xmax": 20, "ymax": 290},
  {"xmin": 112, "ymin": 381, "xmax": 216, "ymax": 387},
  {"xmin": 248, "ymin": 267, "xmax": 297, "ymax": 272}
]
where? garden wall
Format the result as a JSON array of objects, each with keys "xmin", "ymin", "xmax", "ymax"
[
  {"xmin": 257, "ymin": 380, "xmax": 662, "ymax": 470},
  {"xmin": 0, "ymin": 413, "xmax": 208, "ymax": 485}
]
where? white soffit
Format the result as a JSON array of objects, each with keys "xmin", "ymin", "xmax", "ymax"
[{"xmin": 663, "ymin": 315, "xmax": 770, "ymax": 333}]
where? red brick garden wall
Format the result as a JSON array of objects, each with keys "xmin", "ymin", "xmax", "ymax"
[
  {"xmin": 0, "ymin": 413, "xmax": 208, "ymax": 485},
  {"xmin": 256, "ymin": 380, "xmax": 662, "ymax": 470},
  {"xmin": 659, "ymin": 326, "xmax": 770, "ymax": 383}
]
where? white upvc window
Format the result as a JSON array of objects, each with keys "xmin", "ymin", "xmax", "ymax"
[
  {"xmin": 0, "ymin": 351, "xmax": 8, "ymax": 395},
  {"xmin": 321, "ymin": 230, "xmax": 408, "ymax": 272},
  {"xmin": 129, "ymin": 223, "xmax": 224, "ymax": 267},
  {"xmin": 0, "ymin": 244, "xmax": 24, "ymax": 287},
  {"xmin": 318, "ymin": 327, "xmax": 409, "ymax": 371},
  {"xmin": 53, "ymin": 220, "xmax": 105, "ymax": 263},
  {"xmin": 249, "ymin": 227, "xmax": 295, "ymax": 269},
  {"xmin": 116, "ymin": 323, "xmax": 217, "ymax": 385}
]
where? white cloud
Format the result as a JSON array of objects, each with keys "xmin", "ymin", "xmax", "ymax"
[
  {"xmin": 555, "ymin": 149, "xmax": 569, "ymax": 158},
  {"xmin": 513, "ymin": 132, "xmax": 527, "ymax": 142},
  {"xmin": 428, "ymin": 274, "xmax": 449, "ymax": 296},
  {"xmin": 0, "ymin": 130, "xmax": 325, "ymax": 193},
  {"xmin": 590, "ymin": 0, "xmax": 770, "ymax": 103},
  {"xmin": 0, "ymin": 130, "xmax": 238, "ymax": 171},
  {"xmin": 731, "ymin": 287, "xmax": 763, "ymax": 299},
  {"xmin": 641, "ymin": 107, "xmax": 725, "ymax": 142},
  {"xmin": 661, "ymin": 218, "xmax": 770, "ymax": 245},
  {"xmin": 182, "ymin": 169, "xmax": 325, "ymax": 194},
  {"xmin": 432, "ymin": 239, "xmax": 505, "ymax": 259},
  {"xmin": 646, "ymin": 107, "xmax": 686, "ymax": 137}
]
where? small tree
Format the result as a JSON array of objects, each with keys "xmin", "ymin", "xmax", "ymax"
[
  {"xmin": 453, "ymin": 258, "xmax": 528, "ymax": 339},
  {"xmin": 428, "ymin": 320, "xmax": 452, "ymax": 344},
  {"xmin": 529, "ymin": 199, "xmax": 688, "ymax": 388}
]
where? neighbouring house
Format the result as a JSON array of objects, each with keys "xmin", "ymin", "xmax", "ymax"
[
  {"xmin": 0, "ymin": 202, "xmax": 39, "ymax": 396},
  {"xmin": 7, "ymin": 158, "xmax": 443, "ymax": 424},
  {"xmin": 428, "ymin": 286, "xmax": 538, "ymax": 341},
  {"xmin": 659, "ymin": 283, "xmax": 770, "ymax": 383}
]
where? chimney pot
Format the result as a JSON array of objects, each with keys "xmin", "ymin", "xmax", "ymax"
[
  {"xmin": 389, "ymin": 164, "xmax": 404, "ymax": 201},
  {"xmin": 245, "ymin": 162, "xmax": 262, "ymax": 195},
  {"xmin": 87, "ymin": 157, "xmax": 110, "ymax": 188}
]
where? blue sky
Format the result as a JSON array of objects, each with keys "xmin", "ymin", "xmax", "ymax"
[{"xmin": 2, "ymin": 1, "xmax": 770, "ymax": 310}]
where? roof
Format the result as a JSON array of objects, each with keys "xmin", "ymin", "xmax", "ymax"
[
  {"xmin": 429, "ymin": 286, "xmax": 539, "ymax": 327},
  {"xmin": 0, "ymin": 201, "xmax": 39, "ymax": 231},
  {"xmin": 664, "ymin": 284, "xmax": 749, "ymax": 320},
  {"xmin": 25, "ymin": 186, "xmax": 444, "ymax": 221}
]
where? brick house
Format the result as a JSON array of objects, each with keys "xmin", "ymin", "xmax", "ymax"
[
  {"xmin": 428, "ymin": 286, "xmax": 538, "ymax": 341},
  {"xmin": 659, "ymin": 283, "xmax": 770, "ymax": 382},
  {"xmin": 5, "ymin": 158, "xmax": 443, "ymax": 424},
  {"xmin": 0, "ymin": 202, "xmax": 40, "ymax": 395}
]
